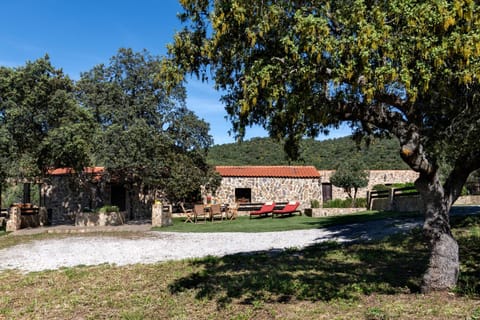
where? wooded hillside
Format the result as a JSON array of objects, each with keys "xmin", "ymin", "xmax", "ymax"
[{"xmin": 207, "ymin": 136, "xmax": 409, "ymax": 170}]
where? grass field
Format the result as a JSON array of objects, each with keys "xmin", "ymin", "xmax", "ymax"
[
  {"xmin": 0, "ymin": 213, "xmax": 479, "ymax": 319},
  {"xmin": 154, "ymin": 210, "xmax": 421, "ymax": 233}
]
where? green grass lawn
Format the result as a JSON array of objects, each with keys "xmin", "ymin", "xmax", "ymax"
[
  {"xmin": 154, "ymin": 210, "xmax": 422, "ymax": 233},
  {"xmin": 1, "ymin": 214, "xmax": 479, "ymax": 319}
]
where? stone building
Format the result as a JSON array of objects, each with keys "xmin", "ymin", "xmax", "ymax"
[
  {"xmin": 214, "ymin": 166, "xmax": 419, "ymax": 207},
  {"xmin": 42, "ymin": 167, "xmax": 153, "ymax": 224},
  {"xmin": 213, "ymin": 166, "xmax": 322, "ymax": 210},
  {"xmin": 42, "ymin": 165, "xmax": 419, "ymax": 224}
]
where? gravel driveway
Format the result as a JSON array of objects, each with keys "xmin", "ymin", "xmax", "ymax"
[{"xmin": 0, "ymin": 216, "xmax": 423, "ymax": 273}]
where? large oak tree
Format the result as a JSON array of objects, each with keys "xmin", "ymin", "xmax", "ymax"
[
  {"xmin": 77, "ymin": 48, "xmax": 219, "ymax": 208},
  {"xmin": 163, "ymin": 0, "xmax": 480, "ymax": 292},
  {"xmin": 0, "ymin": 56, "xmax": 93, "ymax": 181}
]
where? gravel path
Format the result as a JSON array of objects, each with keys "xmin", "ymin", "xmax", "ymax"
[{"xmin": 0, "ymin": 217, "xmax": 423, "ymax": 273}]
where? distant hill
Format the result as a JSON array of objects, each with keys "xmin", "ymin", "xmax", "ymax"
[{"xmin": 207, "ymin": 136, "xmax": 409, "ymax": 170}]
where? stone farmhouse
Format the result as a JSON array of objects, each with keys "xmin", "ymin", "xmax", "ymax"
[
  {"xmin": 40, "ymin": 165, "xmax": 418, "ymax": 224},
  {"xmin": 213, "ymin": 166, "xmax": 418, "ymax": 210},
  {"xmin": 213, "ymin": 166, "xmax": 322, "ymax": 211}
]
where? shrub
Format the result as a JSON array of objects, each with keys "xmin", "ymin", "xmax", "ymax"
[
  {"xmin": 97, "ymin": 205, "xmax": 120, "ymax": 213},
  {"xmin": 372, "ymin": 182, "xmax": 416, "ymax": 191},
  {"xmin": 323, "ymin": 198, "xmax": 367, "ymax": 208},
  {"xmin": 310, "ymin": 199, "xmax": 320, "ymax": 208}
]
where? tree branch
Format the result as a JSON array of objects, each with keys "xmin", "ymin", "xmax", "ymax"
[{"xmin": 334, "ymin": 100, "xmax": 435, "ymax": 177}]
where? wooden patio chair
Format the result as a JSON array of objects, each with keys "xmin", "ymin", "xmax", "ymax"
[
  {"xmin": 209, "ymin": 203, "xmax": 223, "ymax": 222},
  {"xmin": 180, "ymin": 202, "xmax": 194, "ymax": 223},
  {"xmin": 193, "ymin": 204, "xmax": 207, "ymax": 223}
]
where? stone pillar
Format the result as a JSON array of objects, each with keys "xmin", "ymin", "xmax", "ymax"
[
  {"xmin": 6, "ymin": 206, "xmax": 21, "ymax": 232},
  {"xmin": 388, "ymin": 188, "xmax": 395, "ymax": 211},
  {"xmin": 39, "ymin": 207, "xmax": 48, "ymax": 226},
  {"xmin": 152, "ymin": 203, "xmax": 172, "ymax": 227}
]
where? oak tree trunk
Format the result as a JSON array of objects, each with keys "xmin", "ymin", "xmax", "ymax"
[{"xmin": 416, "ymin": 174, "xmax": 459, "ymax": 293}]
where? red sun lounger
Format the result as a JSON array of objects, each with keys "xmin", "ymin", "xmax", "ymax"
[
  {"xmin": 249, "ymin": 201, "xmax": 276, "ymax": 218},
  {"xmin": 272, "ymin": 201, "xmax": 301, "ymax": 218}
]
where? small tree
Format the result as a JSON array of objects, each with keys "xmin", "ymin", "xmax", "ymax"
[{"xmin": 330, "ymin": 160, "xmax": 368, "ymax": 207}]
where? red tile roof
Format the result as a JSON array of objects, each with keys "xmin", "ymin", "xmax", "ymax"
[
  {"xmin": 48, "ymin": 167, "xmax": 105, "ymax": 175},
  {"xmin": 215, "ymin": 166, "xmax": 320, "ymax": 178}
]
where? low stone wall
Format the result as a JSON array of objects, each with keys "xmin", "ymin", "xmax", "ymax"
[
  {"xmin": 75, "ymin": 211, "xmax": 126, "ymax": 227},
  {"xmin": 5, "ymin": 206, "xmax": 48, "ymax": 231},
  {"xmin": 371, "ymin": 198, "xmax": 390, "ymax": 211},
  {"xmin": 455, "ymin": 195, "xmax": 480, "ymax": 205},
  {"xmin": 393, "ymin": 195, "xmax": 423, "ymax": 212},
  {"xmin": 304, "ymin": 207, "xmax": 365, "ymax": 217},
  {"xmin": 371, "ymin": 195, "xmax": 423, "ymax": 212}
]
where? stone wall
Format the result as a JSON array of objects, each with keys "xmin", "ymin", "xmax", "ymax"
[
  {"xmin": 304, "ymin": 207, "xmax": 365, "ymax": 217},
  {"xmin": 455, "ymin": 195, "xmax": 480, "ymax": 205},
  {"xmin": 318, "ymin": 170, "xmax": 419, "ymax": 201},
  {"xmin": 41, "ymin": 176, "xmax": 97, "ymax": 225},
  {"xmin": 42, "ymin": 176, "xmax": 153, "ymax": 224},
  {"xmin": 214, "ymin": 177, "xmax": 322, "ymax": 210},
  {"xmin": 370, "ymin": 190, "xmax": 423, "ymax": 212},
  {"xmin": 75, "ymin": 211, "xmax": 126, "ymax": 227}
]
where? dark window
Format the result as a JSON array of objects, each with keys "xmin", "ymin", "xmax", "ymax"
[{"xmin": 235, "ymin": 188, "xmax": 251, "ymax": 203}]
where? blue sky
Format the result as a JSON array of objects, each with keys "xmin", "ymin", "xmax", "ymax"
[{"xmin": 0, "ymin": 0, "xmax": 349, "ymax": 145}]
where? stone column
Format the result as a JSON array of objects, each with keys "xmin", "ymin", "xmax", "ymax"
[
  {"xmin": 388, "ymin": 188, "xmax": 395, "ymax": 211},
  {"xmin": 6, "ymin": 206, "xmax": 21, "ymax": 232},
  {"xmin": 152, "ymin": 203, "xmax": 172, "ymax": 227},
  {"xmin": 39, "ymin": 207, "xmax": 48, "ymax": 226}
]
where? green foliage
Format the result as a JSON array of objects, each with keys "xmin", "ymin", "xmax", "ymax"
[
  {"xmin": 365, "ymin": 307, "xmax": 388, "ymax": 320},
  {"xmin": 97, "ymin": 205, "xmax": 120, "ymax": 213},
  {"xmin": 1, "ymin": 184, "xmax": 23, "ymax": 207},
  {"xmin": 1, "ymin": 184, "xmax": 40, "ymax": 207},
  {"xmin": 160, "ymin": 210, "xmax": 418, "ymax": 233},
  {"xmin": 452, "ymin": 215, "xmax": 480, "ymax": 298},
  {"xmin": 0, "ymin": 56, "xmax": 93, "ymax": 180},
  {"xmin": 310, "ymin": 199, "xmax": 320, "ymax": 208},
  {"xmin": 330, "ymin": 158, "xmax": 369, "ymax": 204},
  {"xmin": 77, "ymin": 48, "xmax": 218, "ymax": 203},
  {"xmin": 208, "ymin": 136, "xmax": 408, "ymax": 169},
  {"xmin": 323, "ymin": 198, "xmax": 367, "ymax": 209},
  {"xmin": 167, "ymin": 0, "xmax": 480, "ymax": 215},
  {"xmin": 167, "ymin": 1, "xmax": 480, "ymax": 291},
  {"xmin": 373, "ymin": 183, "xmax": 416, "ymax": 191}
]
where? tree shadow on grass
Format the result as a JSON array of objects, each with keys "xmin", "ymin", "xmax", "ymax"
[
  {"xmin": 168, "ymin": 229, "xmax": 430, "ymax": 307},
  {"xmin": 451, "ymin": 215, "xmax": 480, "ymax": 297}
]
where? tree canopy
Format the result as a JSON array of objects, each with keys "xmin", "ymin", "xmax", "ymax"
[
  {"xmin": 77, "ymin": 48, "xmax": 219, "ymax": 203},
  {"xmin": 0, "ymin": 49, "xmax": 219, "ymax": 207},
  {"xmin": 330, "ymin": 158, "xmax": 369, "ymax": 204},
  {"xmin": 165, "ymin": 0, "xmax": 480, "ymax": 292},
  {"xmin": 207, "ymin": 136, "xmax": 409, "ymax": 169},
  {"xmin": 0, "ymin": 56, "xmax": 93, "ymax": 180}
]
